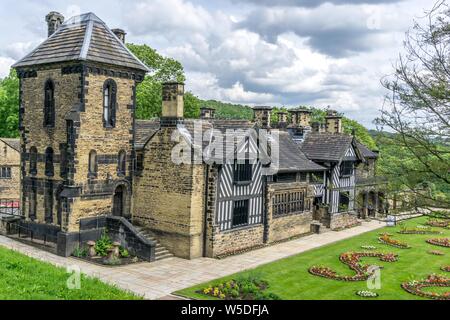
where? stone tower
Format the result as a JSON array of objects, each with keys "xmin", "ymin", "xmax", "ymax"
[{"xmin": 13, "ymin": 12, "xmax": 148, "ymax": 255}]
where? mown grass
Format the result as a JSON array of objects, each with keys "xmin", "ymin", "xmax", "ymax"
[
  {"xmin": 175, "ymin": 217, "xmax": 450, "ymax": 300},
  {"xmin": 0, "ymin": 247, "xmax": 142, "ymax": 300}
]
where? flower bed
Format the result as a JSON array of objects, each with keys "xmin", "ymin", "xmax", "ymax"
[
  {"xmin": 361, "ymin": 245, "xmax": 377, "ymax": 250},
  {"xmin": 72, "ymin": 232, "xmax": 140, "ymax": 266},
  {"xmin": 309, "ymin": 252, "xmax": 398, "ymax": 282},
  {"xmin": 398, "ymin": 226, "xmax": 442, "ymax": 235},
  {"xmin": 378, "ymin": 234, "xmax": 411, "ymax": 249},
  {"xmin": 428, "ymin": 250, "xmax": 445, "ymax": 256},
  {"xmin": 197, "ymin": 275, "xmax": 280, "ymax": 300},
  {"xmin": 356, "ymin": 290, "xmax": 379, "ymax": 298},
  {"xmin": 426, "ymin": 238, "xmax": 450, "ymax": 248},
  {"xmin": 401, "ymin": 274, "xmax": 450, "ymax": 300},
  {"xmin": 441, "ymin": 266, "xmax": 450, "ymax": 273},
  {"xmin": 426, "ymin": 219, "xmax": 450, "ymax": 228}
]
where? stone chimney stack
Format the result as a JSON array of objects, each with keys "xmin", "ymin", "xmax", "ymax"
[
  {"xmin": 161, "ymin": 82, "xmax": 184, "ymax": 127},
  {"xmin": 325, "ymin": 109, "xmax": 343, "ymax": 134},
  {"xmin": 112, "ymin": 28, "xmax": 127, "ymax": 43},
  {"xmin": 289, "ymin": 108, "xmax": 312, "ymax": 127},
  {"xmin": 46, "ymin": 12, "xmax": 65, "ymax": 37},
  {"xmin": 277, "ymin": 111, "xmax": 288, "ymax": 124},
  {"xmin": 200, "ymin": 107, "xmax": 215, "ymax": 120},
  {"xmin": 253, "ymin": 106, "xmax": 273, "ymax": 128}
]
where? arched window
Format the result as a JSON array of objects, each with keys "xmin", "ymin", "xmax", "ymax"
[
  {"xmin": 118, "ymin": 150, "xmax": 126, "ymax": 176},
  {"xmin": 103, "ymin": 79, "xmax": 117, "ymax": 128},
  {"xmin": 44, "ymin": 80, "xmax": 55, "ymax": 127},
  {"xmin": 29, "ymin": 147, "xmax": 38, "ymax": 175},
  {"xmin": 89, "ymin": 150, "xmax": 98, "ymax": 177},
  {"xmin": 45, "ymin": 147, "xmax": 54, "ymax": 177}
]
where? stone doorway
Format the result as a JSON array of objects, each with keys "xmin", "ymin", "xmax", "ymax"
[{"xmin": 113, "ymin": 185, "xmax": 126, "ymax": 217}]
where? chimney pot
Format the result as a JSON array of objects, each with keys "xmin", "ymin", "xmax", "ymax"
[
  {"xmin": 112, "ymin": 28, "xmax": 127, "ymax": 43},
  {"xmin": 253, "ymin": 106, "xmax": 273, "ymax": 128},
  {"xmin": 325, "ymin": 109, "xmax": 343, "ymax": 134},
  {"xmin": 161, "ymin": 82, "xmax": 184, "ymax": 127},
  {"xmin": 46, "ymin": 12, "xmax": 65, "ymax": 37},
  {"xmin": 200, "ymin": 107, "xmax": 215, "ymax": 119}
]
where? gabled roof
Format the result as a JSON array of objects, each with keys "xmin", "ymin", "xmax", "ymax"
[
  {"xmin": 135, "ymin": 120, "xmax": 160, "ymax": 150},
  {"xmin": 13, "ymin": 12, "xmax": 149, "ymax": 72},
  {"xmin": 0, "ymin": 138, "xmax": 20, "ymax": 152},
  {"xmin": 135, "ymin": 119, "xmax": 326, "ymax": 173},
  {"xmin": 276, "ymin": 132, "xmax": 326, "ymax": 173},
  {"xmin": 356, "ymin": 141, "xmax": 379, "ymax": 159},
  {"xmin": 300, "ymin": 133, "xmax": 357, "ymax": 162}
]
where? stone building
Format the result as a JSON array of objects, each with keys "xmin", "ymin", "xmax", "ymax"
[
  {"xmin": 0, "ymin": 138, "xmax": 21, "ymax": 200},
  {"xmin": 12, "ymin": 12, "xmax": 150, "ymax": 255},
  {"xmin": 4, "ymin": 11, "xmax": 386, "ymax": 260}
]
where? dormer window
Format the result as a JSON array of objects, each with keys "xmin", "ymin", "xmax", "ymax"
[
  {"xmin": 103, "ymin": 79, "xmax": 117, "ymax": 128},
  {"xmin": 234, "ymin": 159, "xmax": 252, "ymax": 184},
  {"xmin": 44, "ymin": 80, "xmax": 55, "ymax": 128},
  {"xmin": 341, "ymin": 161, "xmax": 354, "ymax": 177}
]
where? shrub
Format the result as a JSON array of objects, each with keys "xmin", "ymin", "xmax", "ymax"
[
  {"xmin": 95, "ymin": 231, "xmax": 113, "ymax": 257},
  {"xmin": 73, "ymin": 246, "xmax": 88, "ymax": 258}
]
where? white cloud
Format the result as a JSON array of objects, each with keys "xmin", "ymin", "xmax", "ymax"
[{"xmin": 0, "ymin": 57, "xmax": 15, "ymax": 78}]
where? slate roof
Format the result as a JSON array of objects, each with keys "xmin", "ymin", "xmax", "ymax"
[
  {"xmin": 13, "ymin": 12, "xmax": 149, "ymax": 72},
  {"xmin": 300, "ymin": 133, "xmax": 355, "ymax": 162},
  {"xmin": 135, "ymin": 120, "xmax": 160, "ymax": 149},
  {"xmin": 135, "ymin": 120, "xmax": 326, "ymax": 172},
  {"xmin": 276, "ymin": 132, "xmax": 326, "ymax": 173},
  {"xmin": 356, "ymin": 142, "xmax": 379, "ymax": 159},
  {"xmin": 0, "ymin": 138, "xmax": 20, "ymax": 152}
]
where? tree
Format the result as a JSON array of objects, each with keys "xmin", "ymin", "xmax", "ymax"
[
  {"xmin": 127, "ymin": 43, "xmax": 186, "ymax": 119},
  {"xmin": 376, "ymin": 1, "xmax": 450, "ymax": 211},
  {"xmin": 0, "ymin": 69, "xmax": 19, "ymax": 138}
]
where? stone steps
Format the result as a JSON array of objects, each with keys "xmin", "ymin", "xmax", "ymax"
[
  {"xmin": 311, "ymin": 220, "xmax": 331, "ymax": 234},
  {"xmin": 134, "ymin": 226, "xmax": 174, "ymax": 261}
]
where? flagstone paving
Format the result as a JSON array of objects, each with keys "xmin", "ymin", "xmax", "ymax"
[{"xmin": 0, "ymin": 220, "xmax": 385, "ymax": 300}]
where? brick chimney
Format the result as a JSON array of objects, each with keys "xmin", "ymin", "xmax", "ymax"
[
  {"xmin": 112, "ymin": 28, "xmax": 127, "ymax": 43},
  {"xmin": 46, "ymin": 12, "xmax": 65, "ymax": 37},
  {"xmin": 161, "ymin": 82, "xmax": 184, "ymax": 127},
  {"xmin": 253, "ymin": 106, "xmax": 273, "ymax": 128},
  {"xmin": 289, "ymin": 108, "xmax": 312, "ymax": 127},
  {"xmin": 325, "ymin": 109, "xmax": 342, "ymax": 134},
  {"xmin": 200, "ymin": 107, "xmax": 215, "ymax": 120}
]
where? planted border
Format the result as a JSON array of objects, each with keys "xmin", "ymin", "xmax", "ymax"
[
  {"xmin": 426, "ymin": 238, "xmax": 450, "ymax": 248},
  {"xmin": 401, "ymin": 274, "xmax": 450, "ymax": 300},
  {"xmin": 379, "ymin": 234, "xmax": 411, "ymax": 249},
  {"xmin": 309, "ymin": 252, "xmax": 398, "ymax": 282}
]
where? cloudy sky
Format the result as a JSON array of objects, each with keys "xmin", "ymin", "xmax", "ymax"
[{"xmin": 0, "ymin": 0, "xmax": 437, "ymax": 127}]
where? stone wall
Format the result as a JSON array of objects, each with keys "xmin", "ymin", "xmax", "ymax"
[
  {"xmin": 330, "ymin": 212, "xmax": 359, "ymax": 230},
  {"xmin": 269, "ymin": 212, "xmax": 313, "ymax": 243},
  {"xmin": 211, "ymin": 225, "xmax": 265, "ymax": 257},
  {"xmin": 266, "ymin": 181, "xmax": 314, "ymax": 243},
  {"xmin": 133, "ymin": 127, "xmax": 206, "ymax": 259},
  {"xmin": 20, "ymin": 66, "xmax": 81, "ymax": 227},
  {"xmin": 0, "ymin": 140, "xmax": 20, "ymax": 199}
]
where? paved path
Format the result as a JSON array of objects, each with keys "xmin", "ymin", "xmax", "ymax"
[{"xmin": 0, "ymin": 220, "xmax": 385, "ymax": 300}]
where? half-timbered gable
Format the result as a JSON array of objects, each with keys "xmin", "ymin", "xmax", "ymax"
[{"xmin": 299, "ymin": 132, "xmax": 363, "ymax": 229}]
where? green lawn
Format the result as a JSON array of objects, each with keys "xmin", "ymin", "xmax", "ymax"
[
  {"xmin": 175, "ymin": 217, "xmax": 450, "ymax": 300},
  {"xmin": 0, "ymin": 247, "xmax": 142, "ymax": 300}
]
